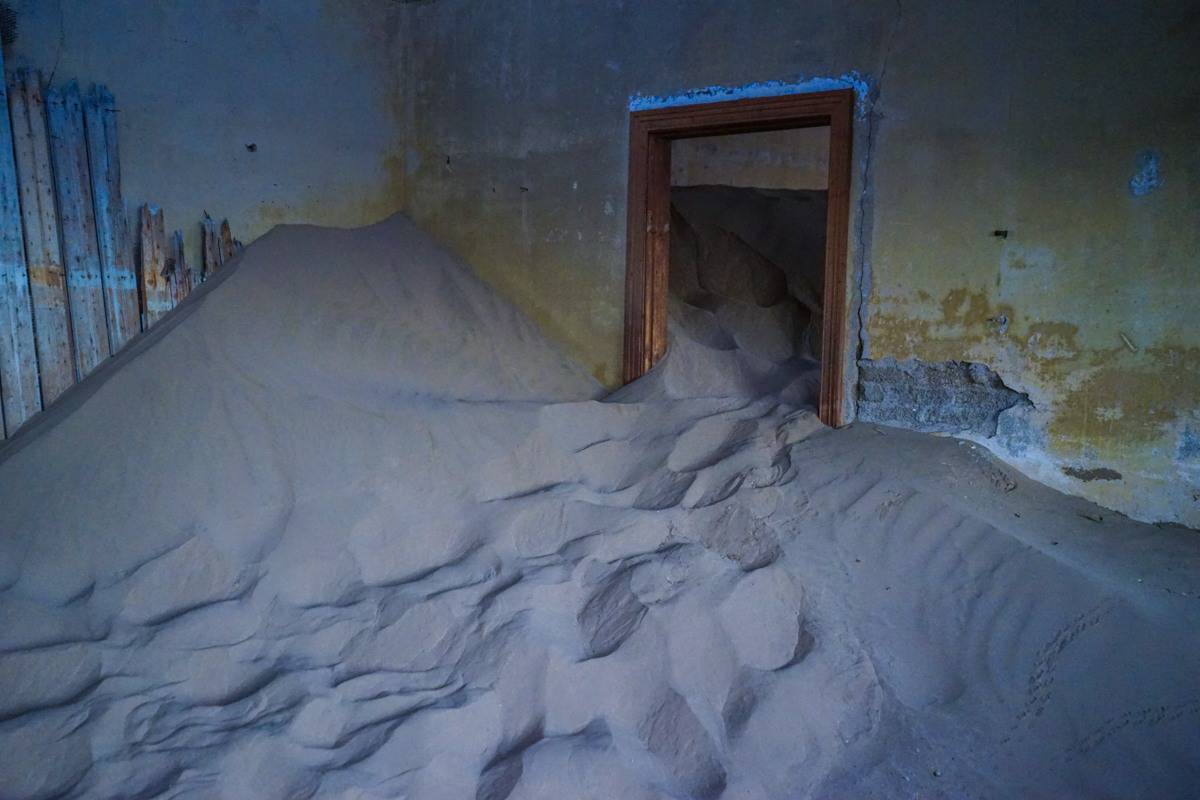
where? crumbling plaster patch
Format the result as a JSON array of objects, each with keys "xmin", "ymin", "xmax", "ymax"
[
  {"xmin": 867, "ymin": 281, "xmax": 1200, "ymax": 525},
  {"xmin": 857, "ymin": 358, "xmax": 1030, "ymax": 437}
]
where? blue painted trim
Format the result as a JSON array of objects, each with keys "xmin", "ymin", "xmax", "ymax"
[{"xmin": 629, "ymin": 73, "xmax": 872, "ymax": 119}]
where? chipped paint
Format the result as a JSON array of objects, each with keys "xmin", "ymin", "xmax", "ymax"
[
  {"xmin": 870, "ymin": 274, "xmax": 1199, "ymax": 524},
  {"xmin": 629, "ymin": 74, "xmax": 873, "ymax": 119},
  {"xmin": 1129, "ymin": 150, "xmax": 1162, "ymax": 197},
  {"xmin": 1179, "ymin": 426, "xmax": 1200, "ymax": 461}
]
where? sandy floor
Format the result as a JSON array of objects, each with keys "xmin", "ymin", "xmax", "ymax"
[{"xmin": 0, "ymin": 216, "xmax": 1197, "ymax": 799}]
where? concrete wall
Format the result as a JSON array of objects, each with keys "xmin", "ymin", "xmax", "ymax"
[
  {"xmin": 671, "ymin": 128, "xmax": 828, "ymax": 190},
  {"xmin": 400, "ymin": 0, "xmax": 1200, "ymax": 527},
  {"xmin": 6, "ymin": 0, "xmax": 405, "ymax": 267},
  {"xmin": 6, "ymin": 1, "xmax": 1196, "ymax": 524}
]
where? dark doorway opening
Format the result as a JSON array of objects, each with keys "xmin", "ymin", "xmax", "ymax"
[{"xmin": 622, "ymin": 90, "xmax": 853, "ymax": 426}]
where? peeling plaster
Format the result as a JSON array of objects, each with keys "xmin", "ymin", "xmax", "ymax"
[
  {"xmin": 854, "ymin": 87, "xmax": 881, "ymax": 363},
  {"xmin": 854, "ymin": 0, "xmax": 903, "ymax": 372},
  {"xmin": 857, "ymin": 357, "xmax": 1031, "ymax": 437}
]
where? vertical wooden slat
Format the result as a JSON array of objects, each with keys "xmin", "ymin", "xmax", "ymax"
[
  {"xmin": 645, "ymin": 136, "xmax": 671, "ymax": 368},
  {"xmin": 818, "ymin": 94, "xmax": 854, "ymax": 429},
  {"xmin": 201, "ymin": 213, "xmax": 221, "ymax": 280},
  {"xmin": 0, "ymin": 50, "xmax": 43, "ymax": 435},
  {"xmin": 138, "ymin": 205, "xmax": 172, "ymax": 328},
  {"xmin": 622, "ymin": 117, "xmax": 649, "ymax": 384},
  {"xmin": 219, "ymin": 219, "xmax": 237, "ymax": 263},
  {"xmin": 152, "ymin": 209, "xmax": 172, "ymax": 318},
  {"xmin": 84, "ymin": 84, "xmax": 139, "ymax": 352},
  {"xmin": 168, "ymin": 229, "xmax": 191, "ymax": 303},
  {"xmin": 47, "ymin": 81, "xmax": 111, "ymax": 379},
  {"xmin": 9, "ymin": 70, "xmax": 73, "ymax": 407}
]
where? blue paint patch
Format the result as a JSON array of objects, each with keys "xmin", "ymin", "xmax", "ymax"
[
  {"xmin": 629, "ymin": 73, "xmax": 872, "ymax": 119},
  {"xmin": 1178, "ymin": 425, "xmax": 1200, "ymax": 461},
  {"xmin": 1128, "ymin": 150, "xmax": 1162, "ymax": 197}
]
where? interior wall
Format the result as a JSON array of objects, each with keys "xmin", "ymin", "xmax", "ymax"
[
  {"xmin": 4, "ymin": 1, "xmax": 1194, "ymax": 525},
  {"xmin": 5, "ymin": 0, "xmax": 405, "ymax": 267},
  {"xmin": 400, "ymin": 0, "xmax": 1200, "ymax": 527},
  {"xmin": 671, "ymin": 128, "xmax": 828, "ymax": 190}
]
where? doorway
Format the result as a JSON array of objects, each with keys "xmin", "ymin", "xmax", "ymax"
[{"xmin": 622, "ymin": 90, "xmax": 853, "ymax": 427}]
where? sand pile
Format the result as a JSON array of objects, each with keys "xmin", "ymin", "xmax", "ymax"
[
  {"xmin": 638, "ymin": 186, "xmax": 826, "ymax": 403},
  {"xmin": 0, "ymin": 215, "xmax": 1197, "ymax": 799}
]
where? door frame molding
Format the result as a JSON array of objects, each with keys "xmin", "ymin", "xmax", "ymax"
[{"xmin": 622, "ymin": 88, "xmax": 854, "ymax": 427}]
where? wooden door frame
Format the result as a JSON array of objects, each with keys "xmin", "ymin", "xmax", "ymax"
[{"xmin": 622, "ymin": 88, "xmax": 854, "ymax": 427}]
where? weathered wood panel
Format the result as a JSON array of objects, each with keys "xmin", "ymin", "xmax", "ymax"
[
  {"xmin": 8, "ymin": 70, "xmax": 73, "ymax": 407},
  {"xmin": 219, "ymin": 219, "xmax": 237, "ymax": 263},
  {"xmin": 84, "ymin": 85, "xmax": 140, "ymax": 352},
  {"xmin": 0, "ymin": 51, "xmax": 43, "ymax": 436},
  {"xmin": 47, "ymin": 81, "xmax": 111, "ymax": 379},
  {"xmin": 0, "ymin": 71, "xmax": 248, "ymax": 432},
  {"xmin": 138, "ymin": 205, "xmax": 172, "ymax": 328},
  {"xmin": 201, "ymin": 213, "xmax": 221, "ymax": 280},
  {"xmin": 169, "ymin": 230, "xmax": 192, "ymax": 304}
]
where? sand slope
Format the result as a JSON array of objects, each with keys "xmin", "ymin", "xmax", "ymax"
[{"xmin": 0, "ymin": 215, "xmax": 1197, "ymax": 799}]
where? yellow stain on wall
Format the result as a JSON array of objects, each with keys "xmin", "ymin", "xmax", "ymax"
[
  {"xmin": 1049, "ymin": 346, "xmax": 1200, "ymax": 453},
  {"xmin": 869, "ymin": 281, "xmax": 1200, "ymax": 511}
]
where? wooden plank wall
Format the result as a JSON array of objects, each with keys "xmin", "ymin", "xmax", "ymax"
[
  {"xmin": 202, "ymin": 213, "xmax": 222, "ymax": 279},
  {"xmin": 138, "ymin": 205, "xmax": 171, "ymax": 328},
  {"xmin": 9, "ymin": 70, "xmax": 73, "ymax": 406},
  {"xmin": 0, "ymin": 70, "xmax": 242, "ymax": 438},
  {"xmin": 0, "ymin": 49, "xmax": 41, "ymax": 437},
  {"xmin": 201, "ymin": 213, "xmax": 243, "ymax": 281},
  {"xmin": 84, "ymin": 85, "xmax": 140, "ymax": 352},
  {"xmin": 169, "ymin": 230, "xmax": 192, "ymax": 304},
  {"xmin": 46, "ymin": 81, "xmax": 111, "ymax": 379}
]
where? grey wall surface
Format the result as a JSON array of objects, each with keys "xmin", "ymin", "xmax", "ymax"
[
  {"xmin": 672, "ymin": 128, "xmax": 829, "ymax": 190},
  {"xmin": 7, "ymin": 0, "xmax": 405, "ymax": 268}
]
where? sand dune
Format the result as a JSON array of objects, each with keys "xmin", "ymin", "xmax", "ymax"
[{"xmin": 0, "ymin": 215, "xmax": 1197, "ymax": 799}]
